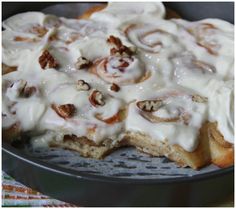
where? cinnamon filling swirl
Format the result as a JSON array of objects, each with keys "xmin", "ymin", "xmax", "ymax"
[
  {"xmin": 188, "ymin": 23, "xmax": 220, "ymax": 56},
  {"xmin": 125, "ymin": 24, "xmax": 172, "ymax": 53}
]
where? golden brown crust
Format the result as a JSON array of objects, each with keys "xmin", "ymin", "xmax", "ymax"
[
  {"xmin": 207, "ymin": 122, "xmax": 234, "ymax": 168},
  {"xmin": 2, "ymin": 122, "xmax": 21, "ymax": 142},
  {"xmin": 78, "ymin": 4, "xmax": 107, "ymax": 20},
  {"xmin": 123, "ymin": 122, "xmax": 234, "ymax": 169},
  {"xmin": 123, "ymin": 122, "xmax": 212, "ymax": 170},
  {"xmin": 2, "ymin": 120, "xmax": 234, "ymax": 169}
]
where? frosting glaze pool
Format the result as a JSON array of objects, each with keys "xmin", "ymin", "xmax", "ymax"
[{"xmin": 2, "ymin": 2, "xmax": 234, "ymax": 152}]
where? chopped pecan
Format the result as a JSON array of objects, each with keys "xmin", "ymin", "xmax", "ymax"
[
  {"xmin": 89, "ymin": 90, "xmax": 105, "ymax": 107},
  {"xmin": 51, "ymin": 104, "xmax": 76, "ymax": 119},
  {"xmin": 77, "ymin": 80, "xmax": 90, "ymax": 91},
  {"xmin": 75, "ymin": 57, "xmax": 92, "ymax": 70},
  {"xmin": 49, "ymin": 33, "xmax": 58, "ymax": 42},
  {"xmin": 107, "ymin": 35, "xmax": 123, "ymax": 48},
  {"xmin": 192, "ymin": 94, "xmax": 208, "ymax": 103},
  {"xmin": 39, "ymin": 50, "xmax": 58, "ymax": 69},
  {"xmin": 107, "ymin": 35, "xmax": 134, "ymax": 57},
  {"xmin": 137, "ymin": 100, "xmax": 163, "ymax": 112},
  {"xmin": 110, "ymin": 46, "xmax": 133, "ymax": 57},
  {"xmin": 23, "ymin": 86, "xmax": 37, "ymax": 98},
  {"xmin": 110, "ymin": 83, "xmax": 120, "ymax": 92}
]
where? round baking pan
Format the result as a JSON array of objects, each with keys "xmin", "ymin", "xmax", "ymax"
[{"xmin": 2, "ymin": 2, "xmax": 234, "ymax": 207}]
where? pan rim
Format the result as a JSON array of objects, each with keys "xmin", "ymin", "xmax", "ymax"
[{"xmin": 2, "ymin": 142, "xmax": 234, "ymax": 185}]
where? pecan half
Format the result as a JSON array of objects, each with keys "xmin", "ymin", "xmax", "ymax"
[
  {"xmin": 137, "ymin": 100, "xmax": 163, "ymax": 112},
  {"xmin": 77, "ymin": 80, "xmax": 90, "ymax": 91},
  {"xmin": 110, "ymin": 83, "xmax": 120, "ymax": 92},
  {"xmin": 75, "ymin": 57, "xmax": 92, "ymax": 70},
  {"xmin": 51, "ymin": 104, "xmax": 76, "ymax": 119},
  {"xmin": 89, "ymin": 90, "xmax": 105, "ymax": 107},
  {"xmin": 39, "ymin": 50, "xmax": 58, "ymax": 69}
]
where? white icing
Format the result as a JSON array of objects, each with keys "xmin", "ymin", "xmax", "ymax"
[
  {"xmin": 91, "ymin": 2, "xmax": 165, "ymax": 27},
  {"xmin": 2, "ymin": 3, "xmax": 234, "ymax": 151},
  {"xmin": 126, "ymin": 89, "xmax": 207, "ymax": 152}
]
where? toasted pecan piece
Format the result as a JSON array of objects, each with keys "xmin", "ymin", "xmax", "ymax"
[
  {"xmin": 107, "ymin": 35, "xmax": 123, "ymax": 48},
  {"xmin": 52, "ymin": 104, "xmax": 76, "ymax": 119},
  {"xmin": 39, "ymin": 50, "xmax": 58, "ymax": 69},
  {"xmin": 89, "ymin": 90, "xmax": 105, "ymax": 107},
  {"xmin": 110, "ymin": 83, "xmax": 120, "ymax": 92},
  {"xmin": 23, "ymin": 86, "xmax": 37, "ymax": 98},
  {"xmin": 137, "ymin": 100, "xmax": 163, "ymax": 112},
  {"xmin": 107, "ymin": 35, "xmax": 134, "ymax": 57},
  {"xmin": 77, "ymin": 80, "xmax": 90, "ymax": 91},
  {"xmin": 75, "ymin": 57, "xmax": 92, "ymax": 70}
]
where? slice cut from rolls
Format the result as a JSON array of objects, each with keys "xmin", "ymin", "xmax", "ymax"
[{"xmin": 124, "ymin": 89, "xmax": 212, "ymax": 169}]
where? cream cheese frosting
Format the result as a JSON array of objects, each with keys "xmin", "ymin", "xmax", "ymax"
[{"xmin": 2, "ymin": 2, "xmax": 234, "ymax": 151}]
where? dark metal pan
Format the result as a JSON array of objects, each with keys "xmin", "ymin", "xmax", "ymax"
[{"xmin": 2, "ymin": 2, "xmax": 234, "ymax": 206}]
